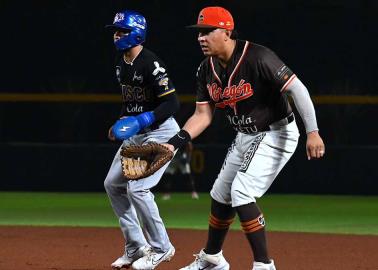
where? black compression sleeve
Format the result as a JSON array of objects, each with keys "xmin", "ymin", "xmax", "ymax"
[{"xmin": 153, "ymin": 92, "xmax": 180, "ymax": 121}]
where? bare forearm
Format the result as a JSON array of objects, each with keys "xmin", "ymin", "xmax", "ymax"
[
  {"xmin": 167, "ymin": 103, "xmax": 213, "ymax": 150},
  {"xmin": 183, "ymin": 112, "xmax": 212, "ymax": 140}
]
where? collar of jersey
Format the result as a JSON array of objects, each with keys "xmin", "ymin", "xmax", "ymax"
[{"xmin": 123, "ymin": 46, "xmax": 144, "ymax": 65}]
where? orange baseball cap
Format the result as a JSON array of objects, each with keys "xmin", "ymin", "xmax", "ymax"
[{"xmin": 187, "ymin": 6, "xmax": 234, "ymax": 30}]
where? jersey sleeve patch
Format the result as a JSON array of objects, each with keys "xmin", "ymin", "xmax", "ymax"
[
  {"xmin": 258, "ymin": 47, "xmax": 294, "ymax": 92},
  {"xmin": 276, "ymin": 64, "xmax": 291, "ymax": 81},
  {"xmin": 152, "ymin": 61, "xmax": 166, "ymax": 76},
  {"xmin": 155, "ymin": 73, "xmax": 175, "ymax": 97}
]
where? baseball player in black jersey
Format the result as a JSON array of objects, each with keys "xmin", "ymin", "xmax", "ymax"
[
  {"xmin": 103, "ymin": 10, "xmax": 178, "ymax": 270},
  {"xmin": 166, "ymin": 6, "xmax": 325, "ymax": 270}
]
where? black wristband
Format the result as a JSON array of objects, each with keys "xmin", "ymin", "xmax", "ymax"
[{"xmin": 167, "ymin": 129, "xmax": 191, "ymax": 150}]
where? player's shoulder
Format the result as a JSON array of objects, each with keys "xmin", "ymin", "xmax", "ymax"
[
  {"xmin": 196, "ymin": 57, "xmax": 210, "ymax": 77},
  {"xmin": 139, "ymin": 47, "xmax": 170, "ymax": 75},
  {"xmin": 141, "ymin": 47, "xmax": 162, "ymax": 62},
  {"xmin": 132, "ymin": 47, "xmax": 157, "ymax": 65},
  {"xmin": 249, "ymin": 42, "xmax": 279, "ymax": 60}
]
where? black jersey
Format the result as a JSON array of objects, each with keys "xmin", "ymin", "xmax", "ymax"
[
  {"xmin": 115, "ymin": 48, "xmax": 176, "ymax": 116},
  {"xmin": 196, "ymin": 40, "xmax": 296, "ymax": 134}
]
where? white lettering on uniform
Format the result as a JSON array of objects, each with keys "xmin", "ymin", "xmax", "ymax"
[
  {"xmin": 227, "ymin": 115, "xmax": 254, "ymax": 125},
  {"xmin": 132, "ymin": 71, "xmax": 143, "ymax": 83},
  {"xmin": 127, "ymin": 104, "xmax": 144, "ymax": 113},
  {"xmin": 227, "ymin": 115, "xmax": 258, "ymax": 133}
]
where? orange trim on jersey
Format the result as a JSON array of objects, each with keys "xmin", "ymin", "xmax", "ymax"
[
  {"xmin": 228, "ymin": 41, "xmax": 250, "ymax": 87},
  {"xmin": 227, "ymin": 41, "xmax": 250, "ymax": 114},
  {"xmin": 280, "ymin": 74, "xmax": 297, "ymax": 92},
  {"xmin": 210, "ymin": 57, "xmax": 222, "ymax": 85}
]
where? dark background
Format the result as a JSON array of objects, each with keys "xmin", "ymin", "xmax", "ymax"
[{"xmin": 0, "ymin": 0, "xmax": 377, "ymax": 194}]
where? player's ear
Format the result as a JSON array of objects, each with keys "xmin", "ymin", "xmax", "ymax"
[{"xmin": 224, "ymin": 30, "xmax": 232, "ymax": 41}]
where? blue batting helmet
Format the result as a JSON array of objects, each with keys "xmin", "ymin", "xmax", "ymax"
[{"xmin": 106, "ymin": 10, "xmax": 147, "ymax": 50}]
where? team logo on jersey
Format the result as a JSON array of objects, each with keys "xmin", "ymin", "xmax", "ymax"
[
  {"xmin": 121, "ymin": 84, "xmax": 149, "ymax": 102},
  {"xmin": 132, "ymin": 71, "xmax": 143, "ymax": 83},
  {"xmin": 207, "ymin": 79, "xmax": 254, "ymax": 109},
  {"xmin": 152, "ymin": 61, "xmax": 166, "ymax": 76}
]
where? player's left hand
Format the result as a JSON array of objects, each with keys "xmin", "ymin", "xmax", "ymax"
[
  {"xmin": 112, "ymin": 117, "xmax": 141, "ymax": 141},
  {"xmin": 306, "ymin": 131, "xmax": 325, "ymax": 160},
  {"xmin": 112, "ymin": 112, "xmax": 156, "ymax": 141}
]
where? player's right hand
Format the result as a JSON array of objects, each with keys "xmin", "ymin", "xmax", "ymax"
[{"xmin": 306, "ymin": 131, "xmax": 325, "ymax": 160}]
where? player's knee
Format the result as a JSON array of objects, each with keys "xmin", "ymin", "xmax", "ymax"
[
  {"xmin": 230, "ymin": 187, "xmax": 257, "ymax": 205},
  {"xmin": 209, "ymin": 198, "xmax": 236, "ymax": 227},
  {"xmin": 127, "ymin": 188, "xmax": 150, "ymax": 202},
  {"xmin": 104, "ymin": 176, "xmax": 117, "ymax": 194},
  {"xmin": 210, "ymin": 181, "xmax": 232, "ymax": 204},
  {"xmin": 103, "ymin": 178, "xmax": 111, "ymax": 193}
]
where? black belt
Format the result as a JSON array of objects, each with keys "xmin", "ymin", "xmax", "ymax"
[
  {"xmin": 268, "ymin": 113, "xmax": 295, "ymax": 130},
  {"xmin": 283, "ymin": 113, "xmax": 295, "ymax": 124}
]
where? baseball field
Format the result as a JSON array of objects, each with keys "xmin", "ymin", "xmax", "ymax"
[{"xmin": 0, "ymin": 192, "xmax": 377, "ymax": 269}]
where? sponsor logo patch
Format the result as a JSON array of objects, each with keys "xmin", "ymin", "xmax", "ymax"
[{"xmin": 276, "ymin": 65, "xmax": 290, "ymax": 81}]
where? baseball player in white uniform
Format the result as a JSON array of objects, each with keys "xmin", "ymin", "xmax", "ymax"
[{"xmin": 165, "ymin": 6, "xmax": 325, "ymax": 270}]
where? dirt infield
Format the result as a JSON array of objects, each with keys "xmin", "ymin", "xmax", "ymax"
[{"xmin": 0, "ymin": 226, "xmax": 377, "ymax": 270}]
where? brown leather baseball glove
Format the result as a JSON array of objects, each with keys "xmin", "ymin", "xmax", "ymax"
[{"xmin": 120, "ymin": 142, "xmax": 174, "ymax": 180}]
